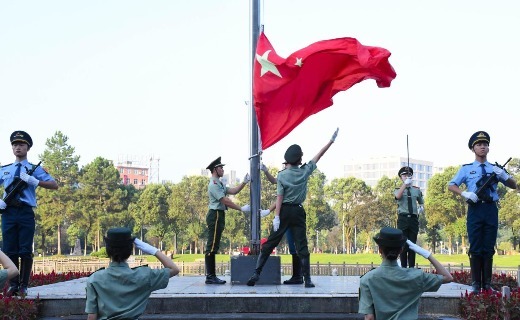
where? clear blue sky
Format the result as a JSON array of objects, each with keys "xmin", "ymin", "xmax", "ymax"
[{"xmin": 1, "ymin": 0, "xmax": 518, "ymax": 182}]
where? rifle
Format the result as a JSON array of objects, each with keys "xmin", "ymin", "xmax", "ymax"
[
  {"xmin": 469, "ymin": 157, "xmax": 512, "ymax": 204},
  {"xmin": 2, "ymin": 161, "xmax": 42, "ymax": 206}
]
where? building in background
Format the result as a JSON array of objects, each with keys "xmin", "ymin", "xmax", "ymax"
[
  {"xmin": 343, "ymin": 156, "xmax": 443, "ymax": 194},
  {"xmin": 115, "ymin": 155, "xmax": 160, "ymax": 189}
]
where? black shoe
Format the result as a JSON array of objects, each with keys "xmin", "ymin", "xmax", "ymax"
[
  {"xmin": 471, "ymin": 282, "xmax": 481, "ymax": 294},
  {"xmin": 205, "ymin": 275, "xmax": 226, "ymax": 285},
  {"xmin": 304, "ymin": 279, "xmax": 315, "ymax": 288},
  {"xmin": 247, "ymin": 272, "xmax": 260, "ymax": 286},
  {"xmin": 6, "ymin": 285, "xmax": 19, "ymax": 297},
  {"xmin": 283, "ymin": 276, "xmax": 303, "ymax": 285},
  {"xmin": 19, "ymin": 286, "xmax": 28, "ymax": 296}
]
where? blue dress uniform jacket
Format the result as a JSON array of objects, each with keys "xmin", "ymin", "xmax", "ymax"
[
  {"xmin": 449, "ymin": 161, "xmax": 501, "ymax": 201},
  {"xmin": 85, "ymin": 262, "xmax": 170, "ymax": 319},
  {"xmin": 359, "ymin": 260, "xmax": 443, "ymax": 319},
  {"xmin": 0, "ymin": 160, "xmax": 55, "ymax": 207}
]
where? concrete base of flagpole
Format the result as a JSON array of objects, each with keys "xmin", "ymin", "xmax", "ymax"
[{"xmin": 230, "ymin": 255, "xmax": 281, "ymax": 285}]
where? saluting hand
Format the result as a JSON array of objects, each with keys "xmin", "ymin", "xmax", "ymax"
[
  {"xmin": 406, "ymin": 240, "xmax": 431, "ymax": 259},
  {"xmin": 134, "ymin": 238, "xmax": 159, "ymax": 255}
]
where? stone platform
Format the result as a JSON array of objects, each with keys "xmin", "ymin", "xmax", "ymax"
[{"xmin": 32, "ymin": 275, "xmax": 468, "ymax": 319}]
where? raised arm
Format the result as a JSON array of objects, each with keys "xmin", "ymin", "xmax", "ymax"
[{"xmin": 311, "ymin": 128, "xmax": 338, "ymax": 164}]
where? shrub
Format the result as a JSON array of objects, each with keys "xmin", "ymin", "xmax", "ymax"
[{"xmin": 90, "ymin": 247, "xmax": 108, "ymax": 258}]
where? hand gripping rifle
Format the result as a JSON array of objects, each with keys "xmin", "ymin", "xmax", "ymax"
[
  {"xmin": 469, "ymin": 157, "xmax": 512, "ymax": 204},
  {"xmin": 2, "ymin": 161, "xmax": 42, "ymax": 206}
]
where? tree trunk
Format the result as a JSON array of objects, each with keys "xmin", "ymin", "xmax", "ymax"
[{"xmin": 57, "ymin": 224, "xmax": 62, "ymax": 255}]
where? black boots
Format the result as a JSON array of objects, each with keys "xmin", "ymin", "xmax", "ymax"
[
  {"xmin": 283, "ymin": 254, "xmax": 303, "ymax": 285},
  {"xmin": 6, "ymin": 255, "xmax": 19, "ymax": 296},
  {"xmin": 469, "ymin": 255, "xmax": 482, "ymax": 294},
  {"xmin": 205, "ymin": 253, "xmax": 226, "ymax": 284},
  {"xmin": 19, "ymin": 257, "xmax": 33, "ymax": 295},
  {"xmin": 247, "ymin": 252, "xmax": 270, "ymax": 286},
  {"xmin": 482, "ymin": 257, "xmax": 495, "ymax": 291},
  {"xmin": 301, "ymin": 255, "xmax": 315, "ymax": 288}
]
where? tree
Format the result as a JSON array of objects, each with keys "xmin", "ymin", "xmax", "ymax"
[
  {"xmin": 74, "ymin": 157, "xmax": 126, "ymax": 254},
  {"xmin": 36, "ymin": 131, "xmax": 80, "ymax": 255},
  {"xmin": 168, "ymin": 175, "xmax": 209, "ymax": 254},
  {"xmin": 325, "ymin": 177, "xmax": 372, "ymax": 254},
  {"xmin": 425, "ymin": 166, "xmax": 466, "ymax": 251}
]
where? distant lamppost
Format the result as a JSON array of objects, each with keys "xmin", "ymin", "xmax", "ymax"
[
  {"xmin": 456, "ymin": 241, "xmax": 459, "ymax": 254},
  {"xmin": 440, "ymin": 241, "xmax": 444, "ymax": 254}
]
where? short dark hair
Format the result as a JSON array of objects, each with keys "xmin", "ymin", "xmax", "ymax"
[{"xmin": 106, "ymin": 241, "xmax": 133, "ymax": 262}]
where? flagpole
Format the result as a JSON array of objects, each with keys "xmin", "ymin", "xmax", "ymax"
[{"xmin": 249, "ymin": 0, "xmax": 261, "ymax": 255}]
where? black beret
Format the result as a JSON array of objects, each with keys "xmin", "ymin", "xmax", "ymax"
[
  {"xmin": 284, "ymin": 144, "xmax": 303, "ymax": 164},
  {"xmin": 398, "ymin": 166, "xmax": 413, "ymax": 177},
  {"xmin": 468, "ymin": 131, "xmax": 490, "ymax": 149},
  {"xmin": 10, "ymin": 131, "xmax": 33, "ymax": 148},
  {"xmin": 104, "ymin": 227, "xmax": 135, "ymax": 247},
  {"xmin": 206, "ymin": 156, "xmax": 225, "ymax": 171},
  {"xmin": 373, "ymin": 227, "xmax": 407, "ymax": 247}
]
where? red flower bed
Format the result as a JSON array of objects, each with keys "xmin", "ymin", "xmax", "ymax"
[{"xmin": 1, "ymin": 270, "xmax": 91, "ymax": 319}]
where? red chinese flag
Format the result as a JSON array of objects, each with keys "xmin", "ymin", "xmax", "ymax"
[{"xmin": 253, "ymin": 33, "xmax": 397, "ymax": 149}]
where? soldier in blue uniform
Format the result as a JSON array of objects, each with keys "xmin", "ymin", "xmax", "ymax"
[
  {"xmin": 394, "ymin": 166, "xmax": 424, "ymax": 268},
  {"xmin": 0, "ymin": 248, "xmax": 19, "ymax": 288},
  {"xmin": 0, "ymin": 131, "xmax": 58, "ymax": 296},
  {"xmin": 205, "ymin": 157, "xmax": 250, "ymax": 284},
  {"xmin": 247, "ymin": 128, "xmax": 338, "ymax": 288},
  {"xmin": 359, "ymin": 227, "xmax": 452, "ymax": 320},
  {"xmin": 86, "ymin": 227, "xmax": 179, "ymax": 320},
  {"xmin": 448, "ymin": 131, "xmax": 517, "ymax": 293}
]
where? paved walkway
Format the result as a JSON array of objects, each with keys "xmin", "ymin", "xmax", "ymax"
[{"xmin": 31, "ymin": 275, "xmax": 470, "ymax": 319}]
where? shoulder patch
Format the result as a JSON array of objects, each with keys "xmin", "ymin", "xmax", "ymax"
[
  {"xmin": 1, "ymin": 163, "xmax": 13, "ymax": 168},
  {"xmin": 360, "ymin": 267, "xmax": 376, "ymax": 279},
  {"xmin": 89, "ymin": 267, "xmax": 105, "ymax": 276},
  {"xmin": 131, "ymin": 264, "xmax": 149, "ymax": 270}
]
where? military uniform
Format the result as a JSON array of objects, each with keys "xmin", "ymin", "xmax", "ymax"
[
  {"xmin": 359, "ymin": 260, "xmax": 443, "ymax": 319},
  {"xmin": 359, "ymin": 227, "xmax": 443, "ymax": 319},
  {"xmin": 0, "ymin": 269, "xmax": 7, "ymax": 288},
  {"xmin": 248, "ymin": 144, "xmax": 317, "ymax": 288},
  {"xmin": 394, "ymin": 166, "xmax": 424, "ymax": 268},
  {"xmin": 1, "ymin": 131, "xmax": 56, "ymax": 296},
  {"xmin": 204, "ymin": 157, "xmax": 228, "ymax": 284},
  {"xmin": 448, "ymin": 131, "xmax": 511, "ymax": 292},
  {"xmin": 85, "ymin": 262, "xmax": 170, "ymax": 319}
]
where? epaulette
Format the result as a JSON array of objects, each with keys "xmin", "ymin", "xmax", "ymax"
[
  {"xmin": 131, "ymin": 264, "xmax": 149, "ymax": 270},
  {"xmin": 413, "ymin": 186, "xmax": 420, "ymax": 189},
  {"xmin": 1, "ymin": 163, "xmax": 13, "ymax": 168},
  {"xmin": 360, "ymin": 267, "xmax": 376, "ymax": 279},
  {"xmin": 462, "ymin": 163, "xmax": 473, "ymax": 167},
  {"xmin": 89, "ymin": 267, "xmax": 105, "ymax": 276},
  {"xmin": 300, "ymin": 163, "xmax": 307, "ymax": 168}
]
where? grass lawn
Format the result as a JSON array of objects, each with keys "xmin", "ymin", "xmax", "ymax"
[{"xmin": 167, "ymin": 253, "xmax": 520, "ymax": 268}]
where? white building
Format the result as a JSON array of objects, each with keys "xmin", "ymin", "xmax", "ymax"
[{"xmin": 343, "ymin": 156, "xmax": 443, "ymax": 194}]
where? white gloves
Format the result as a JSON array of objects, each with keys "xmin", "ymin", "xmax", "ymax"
[
  {"xmin": 260, "ymin": 209, "xmax": 271, "ymax": 217},
  {"xmin": 461, "ymin": 191, "xmax": 479, "ymax": 203},
  {"xmin": 243, "ymin": 173, "xmax": 251, "ymax": 184},
  {"xmin": 260, "ymin": 163, "xmax": 268, "ymax": 172},
  {"xmin": 404, "ymin": 178, "xmax": 412, "ymax": 186},
  {"xmin": 330, "ymin": 128, "xmax": 339, "ymax": 142},
  {"xmin": 418, "ymin": 205, "xmax": 424, "ymax": 214},
  {"xmin": 493, "ymin": 166, "xmax": 509, "ymax": 181},
  {"xmin": 241, "ymin": 204, "xmax": 251, "ymax": 213},
  {"xmin": 134, "ymin": 238, "xmax": 159, "ymax": 255},
  {"xmin": 406, "ymin": 240, "xmax": 431, "ymax": 259},
  {"xmin": 20, "ymin": 172, "xmax": 39, "ymax": 187},
  {"xmin": 0, "ymin": 199, "xmax": 6, "ymax": 210},
  {"xmin": 273, "ymin": 216, "xmax": 280, "ymax": 232}
]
